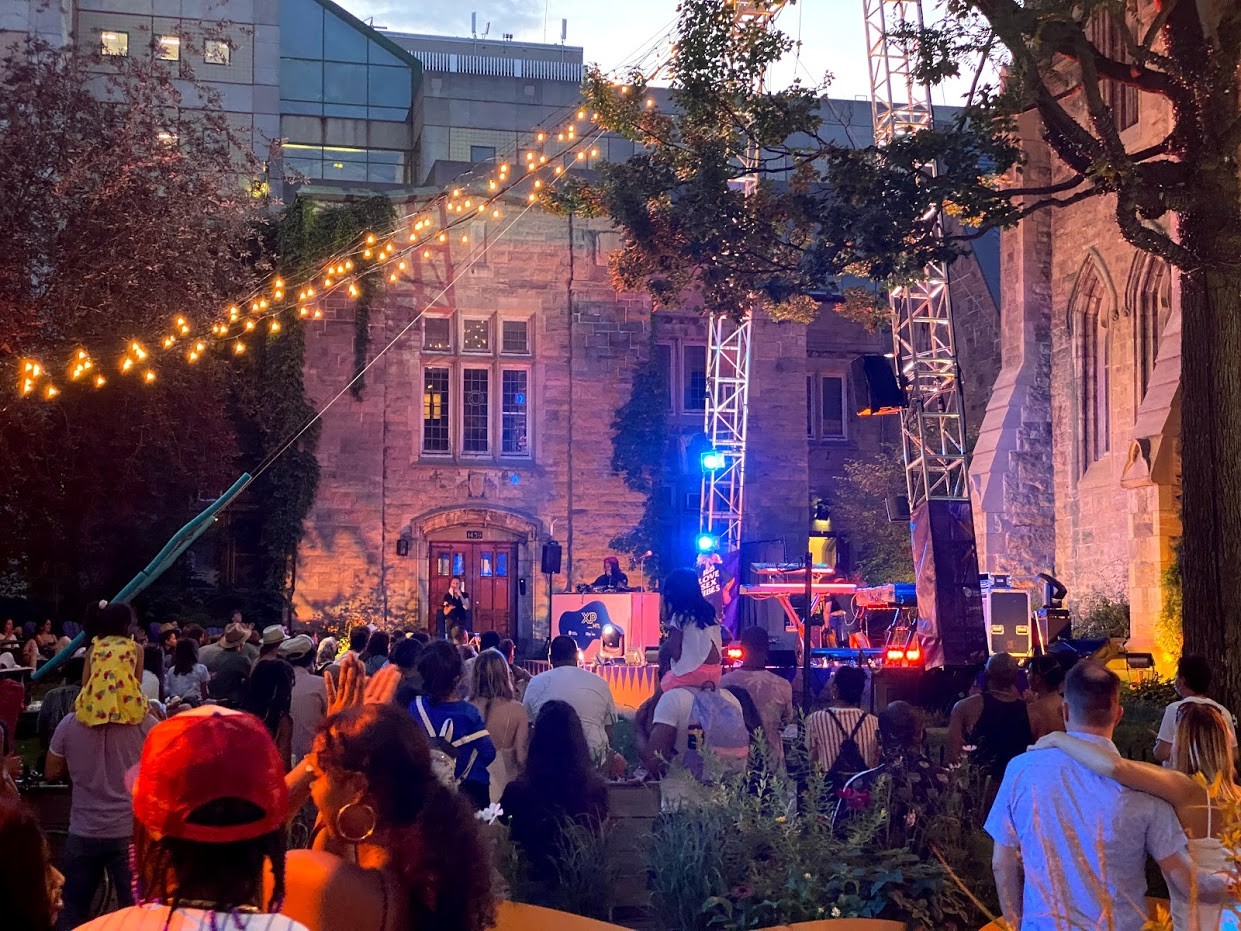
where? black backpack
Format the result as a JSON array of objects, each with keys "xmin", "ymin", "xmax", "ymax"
[{"xmin": 824, "ymin": 709, "xmax": 869, "ymax": 792}]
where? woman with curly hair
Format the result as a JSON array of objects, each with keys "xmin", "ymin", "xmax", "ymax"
[{"xmin": 279, "ymin": 659, "xmax": 496, "ymax": 931}]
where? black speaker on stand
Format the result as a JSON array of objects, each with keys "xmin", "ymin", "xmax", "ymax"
[{"xmin": 542, "ymin": 540, "xmax": 562, "ymax": 650}]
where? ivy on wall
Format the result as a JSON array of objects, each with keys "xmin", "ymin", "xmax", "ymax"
[
  {"xmin": 227, "ymin": 194, "xmax": 396, "ymax": 618},
  {"xmin": 609, "ymin": 321, "xmax": 677, "ymax": 586}
]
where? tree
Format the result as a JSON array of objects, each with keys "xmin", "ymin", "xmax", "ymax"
[
  {"xmin": 0, "ymin": 37, "xmax": 267, "ymax": 612},
  {"xmin": 831, "ymin": 448, "xmax": 916, "ymax": 586},
  {"xmin": 574, "ymin": 0, "xmax": 1241, "ymax": 707}
]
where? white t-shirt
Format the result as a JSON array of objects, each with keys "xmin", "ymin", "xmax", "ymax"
[
  {"xmin": 669, "ymin": 615, "xmax": 722, "ymax": 677},
  {"xmin": 1157, "ymin": 696, "xmax": 1238, "ymax": 764},
  {"xmin": 651, "ymin": 687, "xmax": 742, "ymax": 810},
  {"xmin": 74, "ymin": 904, "xmax": 309, "ymax": 930},
  {"xmin": 140, "ymin": 670, "xmax": 160, "ymax": 701},
  {"xmin": 523, "ymin": 665, "xmax": 617, "ymax": 759}
]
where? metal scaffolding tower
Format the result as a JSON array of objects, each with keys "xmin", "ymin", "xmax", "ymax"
[
  {"xmin": 863, "ymin": 0, "xmax": 971, "ymax": 507},
  {"xmin": 863, "ymin": 0, "xmax": 987, "ymax": 667},
  {"xmin": 699, "ymin": 0, "xmax": 784, "ymax": 554}
]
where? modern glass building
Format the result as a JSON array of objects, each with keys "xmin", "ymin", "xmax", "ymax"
[{"xmin": 279, "ymin": 0, "xmax": 422, "ymax": 185}]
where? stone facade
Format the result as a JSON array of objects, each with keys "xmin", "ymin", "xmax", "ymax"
[
  {"xmin": 971, "ymin": 62, "xmax": 1182, "ymax": 651},
  {"xmin": 295, "ymin": 193, "xmax": 1001, "ymax": 646}
]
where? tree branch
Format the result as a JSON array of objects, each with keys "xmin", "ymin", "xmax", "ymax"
[{"xmin": 1114, "ymin": 189, "xmax": 1195, "ymax": 269}]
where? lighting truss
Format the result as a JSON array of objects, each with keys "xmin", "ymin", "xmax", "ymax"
[
  {"xmin": 863, "ymin": 0, "xmax": 972, "ymax": 506},
  {"xmin": 701, "ymin": 314, "xmax": 752, "ymax": 553},
  {"xmin": 698, "ymin": 0, "xmax": 786, "ymax": 554}
]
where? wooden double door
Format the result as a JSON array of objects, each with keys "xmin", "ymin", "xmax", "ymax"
[{"xmin": 429, "ymin": 541, "xmax": 517, "ymax": 638}]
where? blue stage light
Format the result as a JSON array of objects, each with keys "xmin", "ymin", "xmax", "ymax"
[
  {"xmin": 695, "ymin": 533, "xmax": 719, "ymax": 553},
  {"xmin": 700, "ymin": 449, "xmax": 726, "ymax": 471}
]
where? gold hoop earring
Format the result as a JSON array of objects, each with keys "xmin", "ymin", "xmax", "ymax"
[{"xmin": 335, "ymin": 801, "xmax": 377, "ymax": 843}]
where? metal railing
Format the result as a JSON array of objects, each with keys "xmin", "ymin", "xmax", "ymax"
[{"xmin": 408, "ymin": 49, "xmax": 584, "ymax": 82}]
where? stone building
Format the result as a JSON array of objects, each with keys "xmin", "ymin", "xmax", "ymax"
[
  {"xmin": 970, "ymin": 14, "xmax": 1180, "ymax": 653},
  {"xmin": 293, "ymin": 189, "xmax": 1000, "ymax": 645}
]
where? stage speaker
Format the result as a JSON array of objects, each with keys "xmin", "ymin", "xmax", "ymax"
[
  {"xmin": 983, "ymin": 588, "xmax": 1033, "ymax": 658},
  {"xmin": 540, "ymin": 541, "xmax": 562, "ymax": 575},
  {"xmin": 885, "ymin": 495, "xmax": 910, "ymax": 523},
  {"xmin": 1035, "ymin": 607, "xmax": 1070, "ymax": 647},
  {"xmin": 851, "ymin": 354, "xmax": 905, "ymax": 416}
]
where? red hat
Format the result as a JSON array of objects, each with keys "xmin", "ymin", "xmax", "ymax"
[{"xmin": 131, "ymin": 707, "xmax": 287, "ymax": 844}]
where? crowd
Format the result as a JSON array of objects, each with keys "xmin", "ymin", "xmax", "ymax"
[{"xmin": 2, "ymin": 580, "xmax": 1240, "ymax": 930}]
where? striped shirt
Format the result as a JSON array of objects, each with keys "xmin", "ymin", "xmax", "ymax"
[{"xmin": 805, "ymin": 706, "xmax": 880, "ymax": 772}]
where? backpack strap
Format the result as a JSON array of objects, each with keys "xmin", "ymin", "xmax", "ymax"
[
  {"xmin": 846, "ymin": 713, "xmax": 867, "ymax": 740},
  {"xmin": 825, "ymin": 708, "xmax": 849, "ymax": 739}
]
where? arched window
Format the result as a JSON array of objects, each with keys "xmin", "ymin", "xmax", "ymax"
[
  {"xmin": 1073, "ymin": 264, "xmax": 1111, "ymax": 473},
  {"xmin": 1131, "ymin": 256, "xmax": 1172, "ymax": 403}
]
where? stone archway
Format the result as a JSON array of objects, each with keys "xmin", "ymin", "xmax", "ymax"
[{"xmin": 403, "ymin": 506, "xmax": 543, "ymax": 643}]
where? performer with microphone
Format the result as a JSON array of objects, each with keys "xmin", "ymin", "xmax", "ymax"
[
  {"xmin": 438, "ymin": 575, "xmax": 472, "ymax": 637},
  {"xmin": 591, "ymin": 556, "xmax": 629, "ymax": 591}
]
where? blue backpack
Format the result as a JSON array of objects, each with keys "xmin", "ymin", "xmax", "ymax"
[{"xmin": 682, "ymin": 684, "xmax": 750, "ymax": 783}]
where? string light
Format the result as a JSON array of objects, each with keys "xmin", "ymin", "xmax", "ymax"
[{"xmin": 17, "ymin": 74, "xmax": 619, "ymax": 400}]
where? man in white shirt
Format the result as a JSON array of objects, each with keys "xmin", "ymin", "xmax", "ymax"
[
  {"xmin": 523, "ymin": 636, "xmax": 617, "ymax": 761},
  {"xmin": 279, "ymin": 635, "xmax": 326, "ymax": 765},
  {"xmin": 643, "ymin": 684, "xmax": 744, "ymax": 810},
  {"xmin": 987, "ymin": 661, "xmax": 1221, "ymax": 931},
  {"xmin": 1154, "ymin": 654, "xmax": 1237, "ymax": 764}
]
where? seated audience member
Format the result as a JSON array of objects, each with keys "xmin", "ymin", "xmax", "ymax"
[
  {"xmin": 46, "ymin": 679, "xmax": 158, "ymax": 927},
  {"xmin": 24, "ymin": 619, "xmax": 59, "ymax": 667},
  {"xmin": 280, "ymin": 635, "xmax": 326, "ymax": 766},
  {"xmin": 449, "ymin": 625, "xmax": 476, "ymax": 660},
  {"xmin": 74, "ymin": 706, "xmax": 307, "ymax": 931},
  {"xmin": 498, "ymin": 638, "xmax": 532, "ymax": 699},
  {"xmin": 390, "ymin": 637, "xmax": 424, "ymax": 707},
  {"xmin": 314, "ymin": 635, "xmax": 339, "ymax": 673},
  {"xmin": 720, "ymin": 626, "xmax": 794, "ymax": 770},
  {"xmin": 411, "ymin": 641, "xmax": 495, "ymax": 810},
  {"xmin": 634, "ymin": 644, "xmax": 675, "ymax": 764},
  {"xmin": 255, "ymin": 625, "xmax": 290, "ymax": 667},
  {"xmin": 158, "ymin": 623, "xmax": 179, "ymax": 672},
  {"xmin": 1025, "ymin": 654, "xmax": 1068, "ymax": 741},
  {"xmin": 206, "ymin": 624, "xmax": 253, "ymax": 707},
  {"xmin": 805, "ymin": 666, "xmax": 880, "ymax": 790},
  {"xmin": 360, "ymin": 630, "xmax": 390, "ymax": 676},
  {"xmin": 242, "ymin": 659, "xmax": 295, "ymax": 769},
  {"xmin": 501, "ymin": 700, "xmax": 608, "ymax": 874},
  {"xmin": 947, "ymin": 652, "xmax": 1033, "ymax": 778},
  {"xmin": 164, "ymin": 638, "xmax": 210, "ymax": 707},
  {"xmin": 0, "ymin": 792, "xmax": 64, "ymax": 931},
  {"xmin": 454, "ymin": 630, "xmax": 501, "ymax": 700},
  {"xmin": 334, "ymin": 628, "xmax": 370, "ymax": 669},
  {"xmin": 140, "ymin": 645, "xmax": 163, "ymax": 703},
  {"xmin": 470, "ymin": 650, "xmax": 529, "ymax": 802},
  {"xmin": 835, "ymin": 701, "xmax": 948, "ymax": 839},
  {"xmin": 37, "ymin": 656, "xmax": 85, "ymax": 756},
  {"xmin": 642, "ymin": 666, "xmax": 747, "ymax": 810},
  {"xmin": 181, "ymin": 623, "xmax": 207, "ymax": 647},
  {"xmin": 661, "ymin": 568, "xmax": 723, "ymax": 691},
  {"xmin": 1155, "ymin": 654, "xmax": 1237, "ymax": 764},
  {"xmin": 523, "ymin": 635, "xmax": 618, "ymax": 764},
  {"xmin": 986, "ymin": 661, "xmax": 1227, "ymax": 931},
  {"xmin": 282, "ymin": 676, "xmax": 496, "ymax": 931}
]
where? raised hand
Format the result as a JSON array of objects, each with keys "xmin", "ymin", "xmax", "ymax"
[{"xmin": 326, "ymin": 654, "xmax": 366, "ymax": 717}]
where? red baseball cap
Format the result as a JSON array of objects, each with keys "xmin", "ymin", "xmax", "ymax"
[{"xmin": 131, "ymin": 707, "xmax": 288, "ymax": 843}]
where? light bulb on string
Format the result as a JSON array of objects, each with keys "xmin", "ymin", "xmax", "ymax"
[
  {"xmin": 131, "ymin": 343, "xmax": 148, "ymax": 361},
  {"xmin": 143, "ymin": 370, "xmax": 156, "ymax": 384},
  {"xmin": 366, "ymin": 233, "xmax": 376, "ymax": 245},
  {"xmin": 299, "ymin": 306, "xmax": 309, "ymax": 317},
  {"xmin": 94, "ymin": 375, "xmax": 106, "ymax": 388},
  {"xmin": 348, "ymin": 284, "xmax": 359, "ymax": 298},
  {"xmin": 312, "ymin": 308, "xmax": 323, "ymax": 319},
  {"xmin": 345, "ymin": 260, "xmax": 353, "ymax": 270},
  {"xmin": 122, "ymin": 358, "xmax": 134, "ymax": 373},
  {"xmin": 233, "ymin": 341, "xmax": 246, "ymax": 355},
  {"xmin": 244, "ymin": 319, "xmax": 256, "ymax": 331},
  {"xmin": 45, "ymin": 384, "xmax": 59, "ymax": 399},
  {"xmin": 270, "ymin": 320, "xmax": 281, "ymax": 333},
  {"xmin": 423, "ymin": 249, "xmax": 431, "ymax": 259},
  {"xmin": 274, "ymin": 278, "xmax": 284, "ymax": 290}
]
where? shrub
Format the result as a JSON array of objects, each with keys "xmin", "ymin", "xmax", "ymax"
[
  {"xmin": 1074, "ymin": 595, "xmax": 1131, "ymax": 640},
  {"xmin": 644, "ymin": 753, "xmax": 991, "ymax": 930}
]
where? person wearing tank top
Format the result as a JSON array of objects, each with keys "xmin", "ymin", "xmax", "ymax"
[{"xmin": 947, "ymin": 652, "xmax": 1033, "ymax": 779}]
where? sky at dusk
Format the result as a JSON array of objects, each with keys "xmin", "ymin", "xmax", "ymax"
[{"xmin": 335, "ymin": 0, "xmax": 974, "ymax": 106}]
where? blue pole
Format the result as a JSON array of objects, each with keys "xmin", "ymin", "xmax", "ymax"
[{"xmin": 32, "ymin": 473, "xmax": 252, "ymax": 682}]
